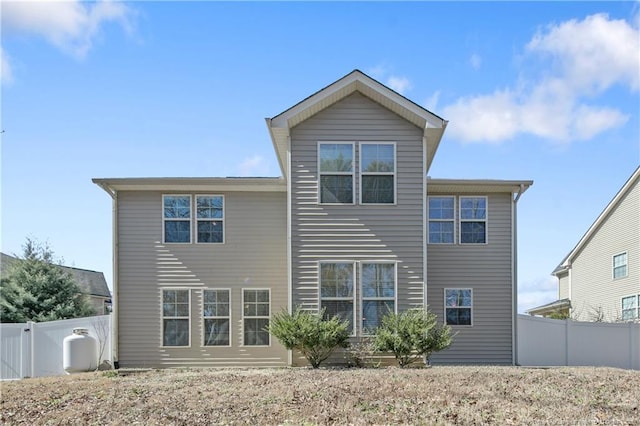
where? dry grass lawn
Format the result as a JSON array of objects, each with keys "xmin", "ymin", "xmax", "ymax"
[{"xmin": 1, "ymin": 366, "xmax": 638, "ymax": 425}]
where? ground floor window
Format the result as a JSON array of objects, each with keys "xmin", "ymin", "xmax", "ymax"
[
  {"xmin": 320, "ymin": 262, "xmax": 355, "ymax": 334},
  {"xmin": 361, "ymin": 262, "xmax": 396, "ymax": 334},
  {"xmin": 243, "ymin": 289, "xmax": 270, "ymax": 346},
  {"xmin": 621, "ymin": 295, "xmax": 639, "ymax": 321},
  {"xmin": 445, "ymin": 288, "xmax": 472, "ymax": 326},
  {"xmin": 162, "ymin": 289, "xmax": 190, "ymax": 346},
  {"xmin": 203, "ymin": 289, "xmax": 230, "ymax": 346}
]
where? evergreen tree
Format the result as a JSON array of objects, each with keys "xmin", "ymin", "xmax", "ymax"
[{"xmin": 0, "ymin": 239, "xmax": 95, "ymax": 322}]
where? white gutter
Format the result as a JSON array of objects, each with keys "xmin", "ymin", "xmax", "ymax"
[
  {"xmin": 94, "ymin": 181, "xmax": 119, "ymax": 369},
  {"xmin": 286, "ymin": 136, "xmax": 293, "ymax": 367}
]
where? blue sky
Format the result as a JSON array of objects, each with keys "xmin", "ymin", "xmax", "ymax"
[{"xmin": 2, "ymin": 1, "xmax": 639, "ymax": 313}]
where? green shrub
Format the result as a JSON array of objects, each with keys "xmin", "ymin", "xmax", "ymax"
[
  {"xmin": 375, "ymin": 308, "xmax": 453, "ymax": 368},
  {"xmin": 268, "ymin": 308, "xmax": 350, "ymax": 368}
]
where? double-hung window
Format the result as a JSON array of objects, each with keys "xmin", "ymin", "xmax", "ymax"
[
  {"xmin": 361, "ymin": 262, "xmax": 396, "ymax": 334},
  {"xmin": 428, "ymin": 196, "xmax": 455, "ymax": 243},
  {"xmin": 318, "ymin": 143, "xmax": 354, "ymax": 204},
  {"xmin": 163, "ymin": 195, "xmax": 192, "ymax": 243},
  {"xmin": 319, "ymin": 262, "xmax": 355, "ymax": 334},
  {"xmin": 203, "ymin": 289, "xmax": 230, "ymax": 346},
  {"xmin": 445, "ymin": 288, "xmax": 472, "ymax": 326},
  {"xmin": 162, "ymin": 289, "xmax": 190, "ymax": 346},
  {"xmin": 360, "ymin": 143, "xmax": 396, "ymax": 204},
  {"xmin": 621, "ymin": 295, "xmax": 638, "ymax": 321},
  {"xmin": 460, "ymin": 197, "xmax": 487, "ymax": 244},
  {"xmin": 196, "ymin": 195, "xmax": 224, "ymax": 243},
  {"xmin": 243, "ymin": 289, "xmax": 270, "ymax": 346},
  {"xmin": 613, "ymin": 252, "xmax": 627, "ymax": 279}
]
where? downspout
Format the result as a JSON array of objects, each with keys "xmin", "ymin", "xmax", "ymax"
[
  {"xmin": 286, "ymin": 135, "xmax": 293, "ymax": 367},
  {"xmin": 512, "ymin": 184, "xmax": 525, "ymax": 366},
  {"xmin": 97, "ymin": 182, "xmax": 119, "ymax": 369}
]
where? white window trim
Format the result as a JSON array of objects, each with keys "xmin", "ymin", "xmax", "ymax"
[
  {"xmin": 317, "ymin": 141, "xmax": 356, "ymax": 205},
  {"xmin": 162, "ymin": 194, "xmax": 192, "ymax": 244},
  {"xmin": 161, "ymin": 288, "xmax": 191, "ymax": 348},
  {"xmin": 459, "ymin": 196, "xmax": 488, "ymax": 245},
  {"xmin": 195, "ymin": 194, "xmax": 225, "ymax": 245},
  {"xmin": 318, "ymin": 261, "xmax": 357, "ymax": 336},
  {"xmin": 359, "ymin": 142, "xmax": 397, "ymax": 205},
  {"xmin": 360, "ymin": 261, "xmax": 397, "ymax": 336},
  {"xmin": 444, "ymin": 288, "xmax": 473, "ymax": 327},
  {"xmin": 612, "ymin": 252, "xmax": 628, "ymax": 280},
  {"xmin": 202, "ymin": 288, "xmax": 231, "ymax": 348},
  {"xmin": 427, "ymin": 195, "xmax": 456, "ymax": 245},
  {"xmin": 242, "ymin": 288, "xmax": 271, "ymax": 347},
  {"xmin": 621, "ymin": 294, "xmax": 639, "ymax": 321}
]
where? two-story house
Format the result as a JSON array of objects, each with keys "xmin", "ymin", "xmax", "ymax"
[
  {"xmin": 527, "ymin": 166, "xmax": 639, "ymax": 322},
  {"xmin": 94, "ymin": 70, "xmax": 532, "ymax": 368}
]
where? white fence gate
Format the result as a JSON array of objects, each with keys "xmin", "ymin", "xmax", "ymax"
[
  {"xmin": 1, "ymin": 315, "xmax": 111, "ymax": 380},
  {"xmin": 518, "ymin": 314, "xmax": 640, "ymax": 370}
]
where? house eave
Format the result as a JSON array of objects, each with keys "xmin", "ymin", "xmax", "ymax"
[
  {"xmin": 427, "ymin": 178, "xmax": 533, "ymax": 194},
  {"xmin": 526, "ymin": 298, "xmax": 572, "ymax": 316},
  {"xmin": 92, "ymin": 177, "xmax": 287, "ymax": 193}
]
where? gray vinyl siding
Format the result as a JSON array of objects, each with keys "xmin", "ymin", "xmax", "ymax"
[
  {"xmin": 289, "ymin": 92, "xmax": 426, "ymax": 346},
  {"xmin": 116, "ymin": 190, "xmax": 288, "ymax": 368},
  {"xmin": 427, "ymin": 193, "xmax": 514, "ymax": 364},
  {"xmin": 569, "ymin": 179, "xmax": 639, "ymax": 322}
]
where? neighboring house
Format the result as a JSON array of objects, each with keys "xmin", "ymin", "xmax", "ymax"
[
  {"xmin": 527, "ymin": 166, "xmax": 639, "ymax": 322},
  {"xmin": 0, "ymin": 252, "xmax": 112, "ymax": 316},
  {"xmin": 94, "ymin": 70, "xmax": 532, "ymax": 368}
]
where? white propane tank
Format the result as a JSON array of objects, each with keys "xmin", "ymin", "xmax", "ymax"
[{"xmin": 63, "ymin": 328, "xmax": 97, "ymax": 374}]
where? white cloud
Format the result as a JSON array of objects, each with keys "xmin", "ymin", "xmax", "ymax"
[
  {"xmin": 443, "ymin": 13, "xmax": 639, "ymax": 144},
  {"xmin": 238, "ymin": 155, "xmax": 269, "ymax": 176},
  {"xmin": 387, "ymin": 76, "xmax": 412, "ymax": 95},
  {"xmin": 423, "ymin": 91, "xmax": 440, "ymax": 113},
  {"xmin": 2, "ymin": 0, "xmax": 134, "ymax": 59},
  {"xmin": 518, "ymin": 276, "xmax": 559, "ymax": 314},
  {"xmin": 366, "ymin": 65, "xmax": 413, "ymax": 95},
  {"xmin": 469, "ymin": 53, "xmax": 482, "ymax": 70},
  {"xmin": 1, "ymin": 47, "xmax": 12, "ymax": 85}
]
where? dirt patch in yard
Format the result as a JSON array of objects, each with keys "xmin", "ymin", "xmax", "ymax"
[{"xmin": 1, "ymin": 366, "xmax": 638, "ymax": 425}]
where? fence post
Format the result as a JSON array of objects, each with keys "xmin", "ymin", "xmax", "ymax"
[{"xmin": 565, "ymin": 319, "xmax": 570, "ymax": 367}]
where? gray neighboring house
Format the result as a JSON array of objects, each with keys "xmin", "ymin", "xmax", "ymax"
[
  {"xmin": 1, "ymin": 252, "xmax": 112, "ymax": 316},
  {"xmin": 527, "ymin": 166, "xmax": 639, "ymax": 322},
  {"xmin": 94, "ymin": 70, "xmax": 532, "ymax": 368}
]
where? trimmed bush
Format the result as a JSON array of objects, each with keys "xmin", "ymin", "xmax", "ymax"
[
  {"xmin": 375, "ymin": 308, "xmax": 453, "ymax": 368},
  {"xmin": 268, "ymin": 308, "xmax": 350, "ymax": 368}
]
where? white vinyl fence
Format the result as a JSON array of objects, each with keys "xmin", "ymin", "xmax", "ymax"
[
  {"xmin": 1, "ymin": 315, "xmax": 111, "ymax": 380},
  {"xmin": 518, "ymin": 314, "xmax": 640, "ymax": 370}
]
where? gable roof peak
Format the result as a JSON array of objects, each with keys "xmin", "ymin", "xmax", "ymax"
[{"xmin": 267, "ymin": 69, "xmax": 448, "ymax": 178}]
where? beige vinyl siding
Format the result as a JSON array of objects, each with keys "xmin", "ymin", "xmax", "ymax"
[
  {"xmin": 557, "ymin": 272, "xmax": 570, "ymax": 300},
  {"xmin": 569, "ymin": 179, "xmax": 639, "ymax": 322},
  {"xmin": 116, "ymin": 190, "xmax": 288, "ymax": 368},
  {"xmin": 289, "ymin": 92, "xmax": 425, "ymax": 352},
  {"xmin": 427, "ymin": 192, "xmax": 514, "ymax": 364}
]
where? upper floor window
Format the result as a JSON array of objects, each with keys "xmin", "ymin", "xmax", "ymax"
[
  {"xmin": 163, "ymin": 194, "xmax": 224, "ymax": 244},
  {"xmin": 319, "ymin": 143, "xmax": 354, "ymax": 204},
  {"xmin": 361, "ymin": 262, "xmax": 396, "ymax": 334},
  {"xmin": 163, "ymin": 195, "xmax": 191, "ymax": 243},
  {"xmin": 621, "ymin": 295, "xmax": 638, "ymax": 321},
  {"xmin": 613, "ymin": 252, "xmax": 627, "ymax": 279},
  {"xmin": 162, "ymin": 289, "xmax": 190, "ymax": 347},
  {"xmin": 460, "ymin": 197, "xmax": 487, "ymax": 244},
  {"xmin": 428, "ymin": 196, "xmax": 455, "ymax": 244},
  {"xmin": 360, "ymin": 143, "xmax": 396, "ymax": 204},
  {"xmin": 196, "ymin": 195, "xmax": 224, "ymax": 243},
  {"xmin": 445, "ymin": 288, "xmax": 472, "ymax": 326},
  {"xmin": 319, "ymin": 262, "xmax": 355, "ymax": 335}
]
